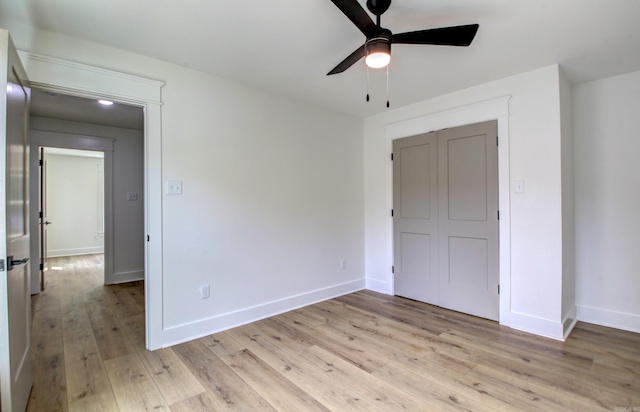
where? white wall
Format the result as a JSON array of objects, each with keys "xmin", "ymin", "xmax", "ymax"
[
  {"xmin": 4, "ymin": 22, "xmax": 365, "ymax": 346},
  {"xmin": 573, "ymin": 70, "xmax": 640, "ymax": 333},
  {"xmin": 45, "ymin": 152, "xmax": 104, "ymax": 257},
  {"xmin": 364, "ymin": 65, "xmax": 574, "ymax": 340},
  {"xmin": 30, "ymin": 117, "xmax": 145, "ymax": 282}
]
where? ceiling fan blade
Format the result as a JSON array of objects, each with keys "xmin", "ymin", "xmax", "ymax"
[
  {"xmin": 391, "ymin": 24, "xmax": 479, "ymax": 46},
  {"xmin": 327, "ymin": 44, "xmax": 366, "ymax": 75},
  {"xmin": 330, "ymin": 0, "xmax": 379, "ymax": 38}
]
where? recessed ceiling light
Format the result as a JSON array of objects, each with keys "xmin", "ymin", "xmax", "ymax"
[{"xmin": 98, "ymin": 99, "xmax": 114, "ymax": 106}]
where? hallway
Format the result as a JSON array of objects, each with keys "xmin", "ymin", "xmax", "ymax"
[{"xmin": 29, "ymin": 254, "xmax": 147, "ymax": 411}]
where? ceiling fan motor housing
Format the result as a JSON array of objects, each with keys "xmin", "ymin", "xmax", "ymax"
[{"xmin": 366, "ymin": 30, "xmax": 392, "ymax": 58}]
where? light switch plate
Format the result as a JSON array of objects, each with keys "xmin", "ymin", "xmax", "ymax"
[
  {"xmin": 166, "ymin": 180, "xmax": 182, "ymax": 195},
  {"xmin": 127, "ymin": 192, "xmax": 138, "ymax": 201},
  {"xmin": 514, "ymin": 180, "xmax": 525, "ymax": 194}
]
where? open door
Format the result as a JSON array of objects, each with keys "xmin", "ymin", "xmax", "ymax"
[
  {"xmin": 39, "ymin": 147, "xmax": 50, "ymax": 290},
  {"xmin": 0, "ymin": 30, "xmax": 33, "ymax": 412}
]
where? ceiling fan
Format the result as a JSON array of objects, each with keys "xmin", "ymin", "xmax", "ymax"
[{"xmin": 327, "ymin": 0, "xmax": 479, "ymax": 75}]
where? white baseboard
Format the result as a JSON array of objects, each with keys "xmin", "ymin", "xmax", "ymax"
[
  {"xmin": 562, "ymin": 306, "xmax": 578, "ymax": 340},
  {"xmin": 577, "ymin": 305, "xmax": 640, "ymax": 333},
  {"xmin": 48, "ymin": 247, "xmax": 104, "ymax": 257},
  {"xmin": 365, "ymin": 277, "xmax": 390, "ymax": 294},
  {"xmin": 107, "ymin": 270, "xmax": 144, "ymax": 284},
  {"xmin": 509, "ymin": 311, "xmax": 566, "ymax": 341},
  {"xmin": 160, "ymin": 279, "xmax": 365, "ymax": 348}
]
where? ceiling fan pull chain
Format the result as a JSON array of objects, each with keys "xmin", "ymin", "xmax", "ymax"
[
  {"xmin": 386, "ymin": 65, "xmax": 390, "ymax": 108},
  {"xmin": 366, "ymin": 48, "xmax": 370, "ymax": 102}
]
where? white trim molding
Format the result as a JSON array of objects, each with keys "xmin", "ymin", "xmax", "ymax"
[
  {"xmin": 110, "ymin": 270, "xmax": 145, "ymax": 285},
  {"xmin": 17, "ymin": 51, "xmax": 163, "ymax": 105},
  {"xmin": 160, "ymin": 280, "xmax": 365, "ymax": 348},
  {"xmin": 19, "ymin": 50, "xmax": 165, "ymax": 350},
  {"xmin": 577, "ymin": 305, "xmax": 640, "ymax": 334},
  {"xmin": 48, "ymin": 247, "xmax": 105, "ymax": 258}
]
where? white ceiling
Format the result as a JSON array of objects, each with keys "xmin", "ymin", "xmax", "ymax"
[
  {"xmin": 3, "ymin": 0, "xmax": 640, "ymax": 119},
  {"xmin": 30, "ymin": 89, "xmax": 143, "ymax": 130}
]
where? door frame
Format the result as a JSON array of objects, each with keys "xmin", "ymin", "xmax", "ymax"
[
  {"xmin": 385, "ymin": 96, "xmax": 512, "ymax": 326},
  {"xmin": 18, "ymin": 50, "xmax": 165, "ymax": 350},
  {"xmin": 29, "ymin": 134, "xmax": 114, "ymax": 294}
]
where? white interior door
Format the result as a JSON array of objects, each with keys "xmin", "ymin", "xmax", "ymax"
[
  {"xmin": 393, "ymin": 132, "xmax": 439, "ymax": 303},
  {"xmin": 39, "ymin": 147, "xmax": 50, "ymax": 290},
  {"xmin": 438, "ymin": 121, "xmax": 499, "ymax": 321},
  {"xmin": 0, "ymin": 30, "xmax": 33, "ymax": 412}
]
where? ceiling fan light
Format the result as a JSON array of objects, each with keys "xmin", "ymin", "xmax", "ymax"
[
  {"xmin": 365, "ymin": 38, "xmax": 391, "ymax": 69},
  {"xmin": 365, "ymin": 52, "xmax": 391, "ymax": 68}
]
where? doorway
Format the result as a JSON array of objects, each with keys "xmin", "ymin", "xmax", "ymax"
[
  {"xmin": 393, "ymin": 120, "xmax": 499, "ymax": 321},
  {"xmin": 18, "ymin": 50, "xmax": 165, "ymax": 350},
  {"xmin": 28, "ymin": 89, "xmax": 145, "ymax": 293},
  {"xmin": 39, "ymin": 147, "xmax": 106, "ymax": 286}
]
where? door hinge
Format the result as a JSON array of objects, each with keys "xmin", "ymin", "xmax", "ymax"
[
  {"xmin": 391, "ymin": 209, "xmax": 394, "ymax": 217},
  {"xmin": 392, "ymin": 265, "xmax": 395, "ymax": 274},
  {"xmin": 391, "ymin": 153, "xmax": 394, "ymax": 161},
  {"xmin": 39, "ymin": 159, "xmax": 43, "ymax": 166},
  {"xmin": 147, "ymin": 235, "xmax": 150, "ymax": 242},
  {"xmin": 497, "ymin": 210, "xmax": 500, "ymax": 220},
  {"xmin": 39, "ymin": 211, "xmax": 43, "ymax": 218},
  {"xmin": 498, "ymin": 284, "xmax": 500, "ymax": 295},
  {"xmin": 496, "ymin": 136, "xmax": 499, "ymax": 146},
  {"xmin": 39, "ymin": 263, "xmax": 44, "ymax": 271}
]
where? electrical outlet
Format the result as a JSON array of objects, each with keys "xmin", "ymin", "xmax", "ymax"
[
  {"xmin": 166, "ymin": 180, "xmax": 183, "ymax": 195},
  {"xmin": 200, "ymin": 284, "xmax": 210, "ymax": 299},
  {"xmin": 340, "ymin": 259, "xmax": 347, "ymax": 270},
  {"xmin": 127, "ymin": 192, "xmax": 138, "ymax": 201}
]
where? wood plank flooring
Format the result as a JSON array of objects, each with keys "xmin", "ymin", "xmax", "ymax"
[{"xmin": 28, "ymin": 255, "xmax": 640, "ymax": 411}]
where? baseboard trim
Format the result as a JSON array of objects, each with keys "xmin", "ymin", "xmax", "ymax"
[
  {"xmin": 577, "ymin": 305, "xmax": 640, "ymax": 333},
  {"xmin": 107, "ymin": 270, "xmax": 144, "ymax": 284},
  {"xmin": 160, "ymin": 279, "xmax": 366, "ymax": 348},
  {"xmin": 48, "ymin": 247, "xmax": 104, "ymax": 257},
  {"xmin": 562, "ymin": 306, "xmax": 578, "ymax": 340},
  {"xmin": 365, "ymin": 277, "xmax": 389, "ymax": 294},
  {"xmin": 509, "ymin": 311, "xmax": 566, "ymax": 341}
]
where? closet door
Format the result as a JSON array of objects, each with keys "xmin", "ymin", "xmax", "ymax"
[
  {"xmin": 392, "ymin": 132, "xmax": 439, "ymax": 304},
  {"xmin": 438, "ymin": 121, "xmax": 499, "ymax": 321}
]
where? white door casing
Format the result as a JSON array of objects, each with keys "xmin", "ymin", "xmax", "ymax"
[
  {"xmin": 0, "ymin": 30, "xmax": 33, "ymax": 412},
  {"xmin": 16, "ymin": 50, "xmax": 165, "ymax": 350}
]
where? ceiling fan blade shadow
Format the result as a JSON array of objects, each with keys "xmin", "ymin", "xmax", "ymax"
[
  {"xmin": 330, "ymin": 0, "xmax": 379, "ymax": 38},
  {"xmin": 327, "ymin": 44, "xmax": 366, "ymax": 75},
  {"xmin": 392, "ymin": 24, "xmax": 479, "ymax": 46}
]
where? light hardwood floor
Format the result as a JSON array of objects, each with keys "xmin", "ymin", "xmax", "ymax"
[{"xmin": 28, "ymin": 255, "xmax": 640, "ymax": 411}]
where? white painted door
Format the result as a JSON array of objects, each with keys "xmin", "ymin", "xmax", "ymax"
[
  {"xmin": 392, "ymin": 121, "xmax": 499, "ymax": 321},
  {"xmin": 39, "ymin": 147, "xmax": 50, "ymax": 290},
  {"xmin": 438, "ymin": 121, "xmax": 499, "ymax": 320},
  {"xmin": 0, "ymin": 31, "xmax": 33, "ymax": 412},
  {"xmin": 393, "ymin": 132, "xmax": 439, "ymax": 303}
]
